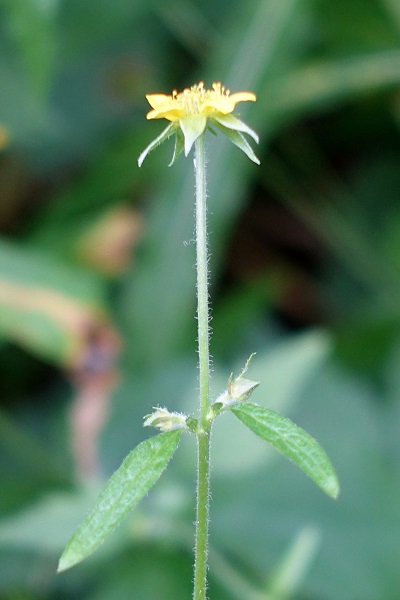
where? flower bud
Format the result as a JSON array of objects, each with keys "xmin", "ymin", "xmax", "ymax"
[
  {"xmin": 143, "ymin": 407, "xmax": 188, "ymax": 432},
  {"xmin": 211, "ymin": 354, "xmax": 259, "ymax": 414},
  {"xmin": 227, "ymin": 374, "xmax": 259, "ymax": 402}
]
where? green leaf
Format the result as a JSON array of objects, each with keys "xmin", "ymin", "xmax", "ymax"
[
  {"xmin": 231, "ymin": 403, "xmax": 339, "ymax": 499},
  {"xmin": 57, "ymin": 430, "xmax": 183, "ymax": 572}
]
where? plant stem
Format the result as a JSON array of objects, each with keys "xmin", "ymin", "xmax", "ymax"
[
  {"xmin": 193, "ymin": 133, "xmax": 212, "ymax": 600},
  {"xmin": 195, "ymin": 133, "xmax": 211, "ymax": 425},
  {"xmin": 194, "ymin": 429, "xmax": 211, "ymax": 600}
]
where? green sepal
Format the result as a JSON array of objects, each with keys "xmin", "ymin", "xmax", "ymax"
[
  {"xmin": 213, "ymin": 113, "xmax": 259, "ymax": 143},
  {"xmin": 57, "ymin": 430, "xmax": 183, "ymax": 572},
  {"xmin": 213, "ymin": 121, "xmax": 260, "ymax": 165},
  {"xmin": 231, "ymin": 403, "xmax": 339, "ymax": 499},
  {"xmin": 179, "ymin": 115, "xmax": 207, "ymax": 156},
  {"xmin": 169, "ymin": 127, "xmax": 184, "ymax": 166},
  {"xmin": 210, "ymin": 401, "xmax": 223, "ymax": 416},
  {"xmin": 186, "ymin": 416, "xmax": 199, "ymax": 433},
  {"xmin": 137, "ymin": 122, "xmax": 177, "ymax": 167}
]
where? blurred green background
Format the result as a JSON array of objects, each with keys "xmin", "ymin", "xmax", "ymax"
[{"xmin": 1, "ymin": 0, "xmax": 400, "ymax": 598}]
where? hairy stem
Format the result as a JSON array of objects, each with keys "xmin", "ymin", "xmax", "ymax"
[
  {"xmin": 195, "ymin": 133, "xmax": 211, "ymax": 425},
  {"xmin": 194, "ymin": 429, "xmax": 211, "ymax": 600},
  {"xmin": 193, "ymin": 133, "xmax": 212, "ymax": 600}
]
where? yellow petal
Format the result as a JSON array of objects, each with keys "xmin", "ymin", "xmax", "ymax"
[
  {"xmin": 230, "ymin": 92, "xmax": 256, "ymax": 104},
  {"xmin": 145, "ymin": 83, "xmax": 257, "ymax": 121},
  {"xmin": 145, "ymin": 94, "xmax": 172, "ymax": 109},
  {"xmin": 202, "ymin": 97, "xmax": 236, "ymax": 115},
  {"xmin": 146, "ymin": 108, "xmax": 183, "ymax": 121}
]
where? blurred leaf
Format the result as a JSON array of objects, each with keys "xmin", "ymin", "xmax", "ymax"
[
  {"xmin": 0, "ymin": 237, "xmax": 113, "ymax": 367},
  {"xmin": 266, "ymin": 526, "xmax": 320, "ymax": 599},
  {"xmin": 314, "ymin": 0, "xmax": 399, "ymax": 53},
  {"xmin": 0, "ymin": 550, "xmax": 61, "ymax": 596},
  {"xmin": 263, "ymin": 50, "xmax": 400, "ymax": 121},
  {"xmin": 30, "ymin": 128, "xmax": 149, "ymax": 254},
  {"xmin": 0, "ymin": 408, "xmax": 69, "ymax": 490},
  {"xmin": 231, "ymin": 403, "xmax": 340, "ymax": 498},
  {"xmin": 0, "ymin": 491, "xmax": 96, "ymax": 554},
  {"xmin": 74, "ymin": 204, "xmax": 143, "ymax": 276},
  {"xmin": 0, "ymin": 55, "xmax": 48, "ymax": 147},
  {"xmin": 0, "ymin": 125, "xmax": 9, "ymax": 151},
  {"xmin": 0, "ymin": 237, "xmax": 105, "ymax": 303},
  {"xmin": 59, "ymin": 0, "xmax": 150, "ymax": 53},
  {"xmin": 58, "ymin": 429, "xmax": 183, "ymax": 572},
  {"xmin": 381, "ymin": 0, "xmax": 400, "ymax": 33},
  {"xmin": 156, "ymin": 0, "xmax": 217, "ymax": 57},
  {"xmin": 380, "ymin": 200, "xmax": 400, "ymax": 277},
  {"xmin": 0, "ymin": 0, "xmax": 58, "ymax": 96},
  {"xmin": 261, "ymin": 148, "xmax": 400, "ymax": 300},
  {"xmin": 86, "ymin": 544, "xmax": 194, "ymax": 600},
  {"xmin": 335, "ymin": 317, "xmax": 400, "ymax": 377}
]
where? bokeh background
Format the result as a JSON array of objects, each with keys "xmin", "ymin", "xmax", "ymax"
[{"xmin": 1, "ymin": 0, "xmax": 400, "ymax": 598}]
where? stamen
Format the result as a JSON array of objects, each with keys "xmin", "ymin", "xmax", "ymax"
[{"xmin": 168, "ymin": 81, "xmax": 232, "ymax": 116}]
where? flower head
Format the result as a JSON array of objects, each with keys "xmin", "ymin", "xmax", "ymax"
[
  {"xmin": 146, "ymin": 82, "xmax": 256, "ymax": 121},
  {"xmin": 138, "ymin": 82, "xmax": 260, "ymax": 166}
]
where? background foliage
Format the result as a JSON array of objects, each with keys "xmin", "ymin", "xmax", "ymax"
[{"xmin": 1, "ymin": 0, "xmax": 400, "ymax": 598}]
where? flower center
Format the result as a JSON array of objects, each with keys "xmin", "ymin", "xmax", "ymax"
[{"xmin": 172, "ymin": 82, "xmax": 230, "ymax": 116}]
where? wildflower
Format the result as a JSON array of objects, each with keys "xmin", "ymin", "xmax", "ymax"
[{"xmin": 138, "ymin": 82, "xmax": 260, "ymax": 166}]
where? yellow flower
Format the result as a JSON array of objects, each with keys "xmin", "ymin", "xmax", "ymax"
[
  {"xmin": 146, "ymin": 82, "xmax": 256, "ymax": 121},
  {"xmin": 138, "ymin": 82, "xmax": 260, "ymax": 166}
]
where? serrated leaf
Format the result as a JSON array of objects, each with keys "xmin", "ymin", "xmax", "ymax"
[
  {"xmin": 58, "ymin": 430, "xmax": 182, "ymax": 572},
  {"xmin": 231, "ymin": 403, "xmax": 339, "ymax": 499}
]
